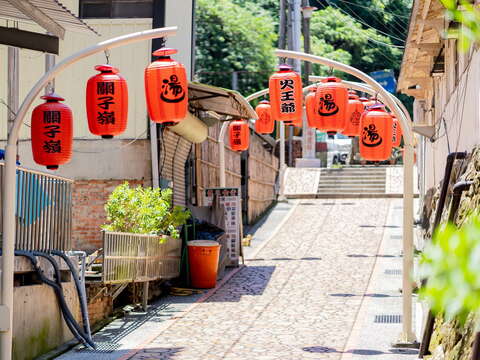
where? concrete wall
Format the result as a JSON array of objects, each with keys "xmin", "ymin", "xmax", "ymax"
[{"xmin": 422, "ymin": 44, "xmax": 480, "ymax": 190}]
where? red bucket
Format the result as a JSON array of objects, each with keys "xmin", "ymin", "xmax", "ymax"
[{"xmin": 187, "ymin": 240, "xmax": 221, "ymax": 289}]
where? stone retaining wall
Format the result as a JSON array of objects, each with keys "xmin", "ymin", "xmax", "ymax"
[{"xmin": 423, "ymin": 146, "xmax": 480, "ymax": 359}]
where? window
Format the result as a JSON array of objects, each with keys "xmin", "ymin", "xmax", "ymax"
[{"xmin": 79, "ymin": 0, "xmax": 153, "ymax": 18}]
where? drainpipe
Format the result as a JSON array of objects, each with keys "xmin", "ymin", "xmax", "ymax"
[
  {"xmin": 419, "ymin": 151, "xmax": 468, "ymax": 358},
  {"xmin": 448, "ymin": 180, "xmax": 472, "ymax": 223}
]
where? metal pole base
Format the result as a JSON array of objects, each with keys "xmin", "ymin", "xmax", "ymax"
[{"xmin": 391, "ymin": 339, "xmax": 420, "ymax": 349}]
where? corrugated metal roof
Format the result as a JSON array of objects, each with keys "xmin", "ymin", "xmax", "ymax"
[{"xmin": 0, "ymin": 0, "xmax": 99, "ymax": 35}]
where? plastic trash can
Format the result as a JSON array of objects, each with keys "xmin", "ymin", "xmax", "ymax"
[{"xmin": 187, "ymin": 240, "xmax": 221, "ymax": 289}]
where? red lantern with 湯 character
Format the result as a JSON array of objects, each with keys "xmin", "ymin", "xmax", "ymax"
[
  {"xmin": 86, "ymin": 65, "xmax": 128, "ymax": 138},
  {"xmin": 255, "ymin": 100, "xmax": 274, "ymax": 134},
  {"xmin": 315, "ymin": 77, "xmax": 348, "ymax": 135},
  {"xmin": 343, "ymin": 91, "xmax": 363, "ymax": 137},
  {"xmin": 144, "ymin": 48, "xmax": 188, "ymax": 125},
  {"xmin": 359, "ymin": 104, "xmax": 393, "ymax": 161},
  {"xmin": 31, "ymin": 94, "xmax": 73, "ymax": 170},
  {"xmin": 391, "ymin": 114, "xmax": 403, "ymax": 147},
  {"xmin": 269, "ymin": 64, "xmax": 302, "ymax": 123},
  {"xmin": 229, "ymin": 120, "xmax": 250, "ymax": 151},
  {"xmin": 305, "ymin": 87, "xmax": 319, "ymax": 129}
]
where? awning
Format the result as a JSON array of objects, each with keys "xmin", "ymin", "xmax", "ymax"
[
  {"xmin": 188, "ymin": 82, "xmax": 258, "ymax": 122},
  {"xmin": 397, "ymin": 0, "xmax": 445, "ymax": 99},
  {"xmin": 0, "ymin": 0, "xmax": 99, "ymax": 38}
]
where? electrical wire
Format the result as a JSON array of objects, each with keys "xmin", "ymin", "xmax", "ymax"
[
  {"xmin": 337, "ymin": 0, "xmax": 408, "ymax": 40},
  {"xmin": 326, "ymin": 0, "xmax": 406, "ymax": 43},
  {"xmin": 337, "ymin": 0, "xmax": 411, "ymax": 19}
]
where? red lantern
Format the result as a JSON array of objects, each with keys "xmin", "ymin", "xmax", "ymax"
[
  {"xmin": 359, "ymin": 104, "xmax": 393, "ymax": 161},
  {"xmin": 315, "ymin": 77, "xmax": 348, "ymax": 135},
  {"xmin": 144, "ymin": 48, "xmax": 188, "ymax": 125},
  {"xmin": 284, "ymin": 115, "xmax": 302, "ymax": 127},
  {"xmin": 229, "ymin": 120, "xmax": 250, "ymax": 151},
  {"xmin": 305, "ymin": 87, "xmax": 319, "ymax": 128},
  {"xmin": 269, "ymin": 64, "xmax": 302, "ymax": 123},
  {"xmin": 255, "ymin": 100, "xmax": 274, "ymax": 134},
  {"xmin": 86, "ymin": 65, "xmax": 128, "ymax": 139},
  {"xmin": 31, "ymin": 94, "xmax": 73, "ymax": 170},
  {"xmin": 365, "ymin": 97, "xmax": 377, "ymax": 109},
  {"xmin": 359, "ymin": 97, "xmax": 369, "ymax": 108},
  {"xmin": 343, "ymin": 92, "xmax": 363, "ymax": 137},
  {"xmin": 391, "ymin": 114, "xmax": 403, "ymax": 147}
]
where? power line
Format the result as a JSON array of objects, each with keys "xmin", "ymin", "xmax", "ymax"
[
  {"xmin": 337, "ymin": 0, "xmax": 409, "ymax": 37},
  {"xmin": 326, "ymin": 0, "xmax": 406, "ymax": 43},
  {"xmin": 337, "ymin": 0, "xmax": 410, "ymax": 19}
]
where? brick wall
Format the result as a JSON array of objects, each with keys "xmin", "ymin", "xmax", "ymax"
[{"xmin": 72, "ymin": 179, "xmax": 144, "ymax": 251}]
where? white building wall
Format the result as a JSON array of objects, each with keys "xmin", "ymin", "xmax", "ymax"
[{"xmin": 423, "ymin": 46, "xmax": 480, "ymax": 190}]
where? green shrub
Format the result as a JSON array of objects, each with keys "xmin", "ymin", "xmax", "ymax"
[
  {"xmin": 102, "ymin": 182, "xmax": 190, "ymax": 239},
  {"xmin": 420, "ymin": 214, "xmax": 480, "ymax": 324}
]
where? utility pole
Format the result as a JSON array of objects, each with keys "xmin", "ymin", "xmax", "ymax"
[
  {"xmin": 231, "ymin": 71, "xmax": 239, "ymax": 91},
  {"xmin": 7, "ymin": 47, "xmax": 19, "ymax": 137},
  {"xmin": 297, "ymin": 2, "xmax": 319, "ymax": 166},
  {"xmin": 285, "ymin": 0, "xmax": 302, "ymax": 167}
]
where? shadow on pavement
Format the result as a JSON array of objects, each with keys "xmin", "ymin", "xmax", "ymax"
[
  {"xmin": 122, "ymin": 347, "xmax": 184, "ymax": 359},
  {"xmin": 205, "ymin": 265, "xmax": 275, "ymax": 303},
  {"xmin": 302, "ymin": 346, "xmax": 418, "ymax": 356}
]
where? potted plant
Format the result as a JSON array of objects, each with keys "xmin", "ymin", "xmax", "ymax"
[{"xmin": 102, "ymin": 182, "xmax": 190, "ymax": 239}]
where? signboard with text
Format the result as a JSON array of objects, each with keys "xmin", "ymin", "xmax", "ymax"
[{"xmin": 204, "ymin": 188, "xmax": 240, "ymax": 265}]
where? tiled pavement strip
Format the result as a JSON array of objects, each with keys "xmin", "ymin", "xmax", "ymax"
[{"xmin": 57, "ymin": 199, "xmax": 420, "ymax": 360}]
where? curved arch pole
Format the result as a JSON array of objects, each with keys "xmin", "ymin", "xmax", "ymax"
[
  {"xmin": 1, "ymin": 27, "xmax": 178, "ymax": 360},
  {"xmin": 277, "ymin": 49, "xmax": 416, "ymax": 344},
  {"xmin": 237, "ymin": 80, "xmax": 413, "ymax": 205},
  {"xmin": 308, "ymin": 76, "xmax": 413, "ymax": 127}
]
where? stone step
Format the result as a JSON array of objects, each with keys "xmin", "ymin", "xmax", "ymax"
[
  {"xmin": 319, "ymin": 176, "xmax": 386, "ymax": 182},
  {"xmin": 317, "ymin": 188, "xmax": 386, "ymax": 194},
  {"xmin": 321, "ymin": 169, "xmax": 387, "ymax": 175},
  {"xmin": 318, "ymin": 183, "xmax": 385, "ymax": 189},
  {"xmin": 321, "ymin": 172, "xmax": 386, "ymax": 178}
]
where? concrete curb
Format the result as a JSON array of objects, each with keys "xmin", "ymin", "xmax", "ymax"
[{"xmin": 246, "ymin": 200, "xmax": 300, "ymax": 260}]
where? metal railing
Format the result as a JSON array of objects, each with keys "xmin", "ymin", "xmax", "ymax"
[
  {"xmin": 0, "ymin": 163, "xmax": 73, "ymax": 251},
  {"xmin": 102, "ymin": 231, "xmax": 182, "ymax": 284}
]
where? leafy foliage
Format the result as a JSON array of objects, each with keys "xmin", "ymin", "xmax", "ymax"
[
  {"xmin": 420, "ymin": 215, "xmax": 480, "ymax": 324},
  {"xmin": 439, "ymin": 0, "xmax": 480, "ymax": 51},
  {"xmin": 195, "ymin": 0, "xmax": 277, "ymax": 95},
  {"xmin": 309, "ymin": 6, "xmax": 403, "ymax": 76},
  {"xmin": 103, "ymin": 182, "xmax": 190, "ymax": 239}
]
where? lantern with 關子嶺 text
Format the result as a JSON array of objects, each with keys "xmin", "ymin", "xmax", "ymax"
[
  {"xmin": 31, "ymin": 94, "xmax": 73, "ymax": 170},
  {"xmin": 145, "ymin": 48, "xmax": 188, "ymax": 125},
  {"xmin": 391, "ymin": 114, "xmax": 403, "ymax": 147},
  {"xmin": 343, "ymin": 91, "xmax": 363, "ymax": 137},
  {"xmin": 269, "ymin": 64, "xmax": 302, "ymax": 123},
  {"xmin": 305, "ymin": 87, "xmax": 319, "ymax": 129},
  {"xmin": 229, "ymin": 120, "xmax": 250, "ymax": 152},
  {"xmin": 86, "ymin": 65, "xmax": 128, "ymax": 139},
  {"xmin": 255, "ymin": 100, "xmax": 274, "ymax": 134},
  {"xmin": 315, "ymin": 77, "xmax": 348, "ymax": 135},
  {"xmin": 359, "ymin": 104, "xmax": 393, "ymax": 161}
]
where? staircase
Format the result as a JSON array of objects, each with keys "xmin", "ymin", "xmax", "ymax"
[{"xmin": 316, "ymin": 166, "xmax": 387, "ymax": 198}]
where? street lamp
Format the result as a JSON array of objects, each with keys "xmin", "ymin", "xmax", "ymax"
[{"xmin": 301, "ymin": 5, "xmax": 317, "ymax": 19}]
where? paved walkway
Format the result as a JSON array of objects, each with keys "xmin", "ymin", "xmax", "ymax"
[{"xmin": 58, "ymin": 199, "xmax": 419, "ymax": 360}]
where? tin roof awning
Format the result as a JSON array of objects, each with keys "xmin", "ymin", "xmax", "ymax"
[
  {"xmin": 188, "ymin": 82, "xmax": 258, "ymax": 123},
  {"xmin": 0, "ymin": 0, "xmax": 99, "ymax": 39}
]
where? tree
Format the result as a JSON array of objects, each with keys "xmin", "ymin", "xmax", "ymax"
[
  {"xmin": 309, "ymin": 7, "xmax": 403, "ymax": 76},
  {"xmin": 195, "ymin": 0, "xmax": 277, "ymax": 95}
]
